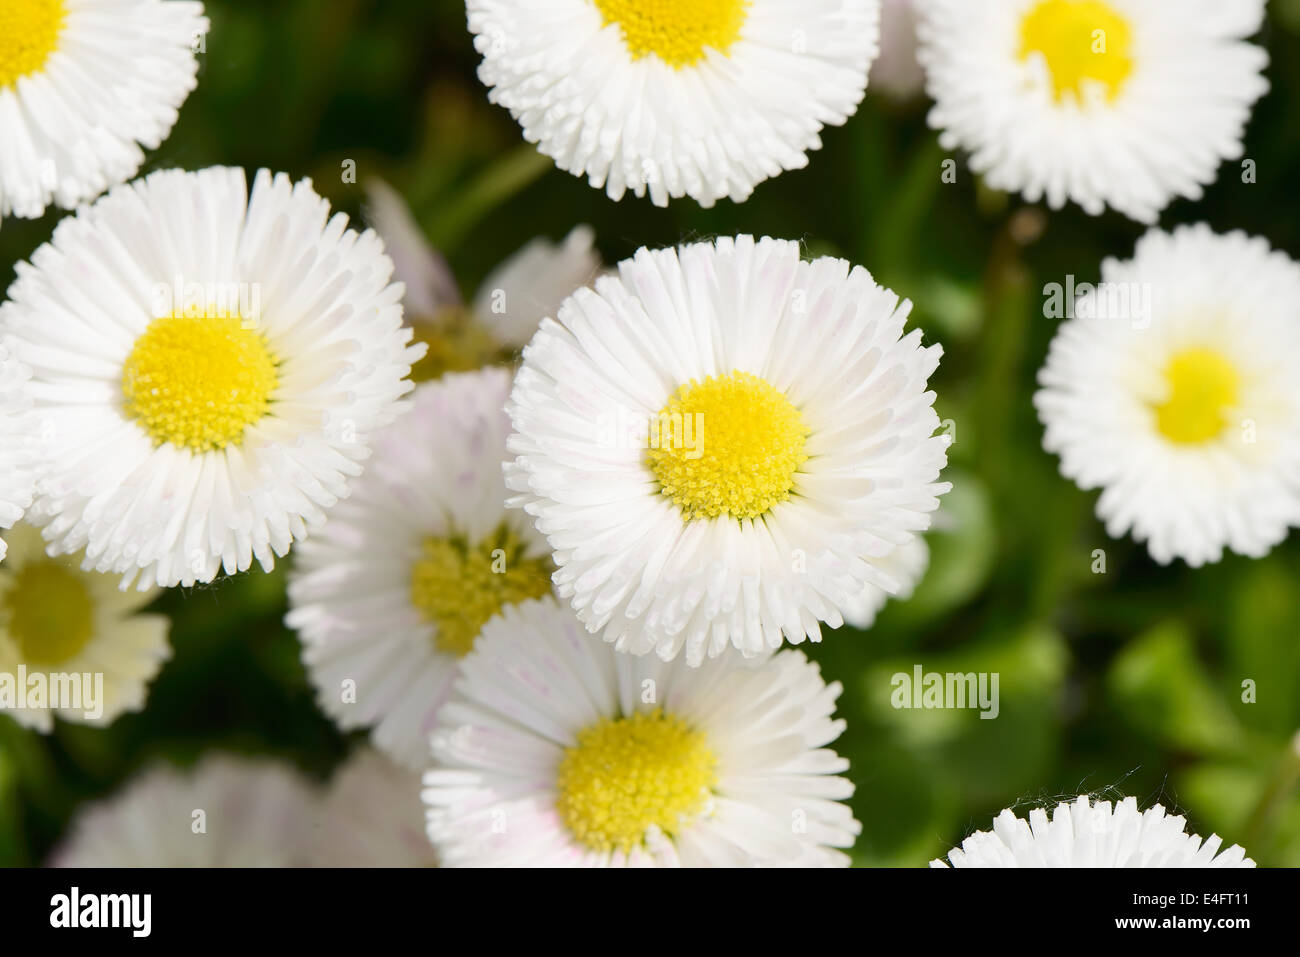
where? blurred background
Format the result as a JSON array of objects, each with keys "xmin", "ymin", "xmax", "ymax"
[{"xmin": 3, "ymin": 0, "xmax": 1300, "ymax": 866}]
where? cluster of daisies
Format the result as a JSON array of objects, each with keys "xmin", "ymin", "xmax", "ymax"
[{"xmin": 0, "ymin": 0, "xmax": 1285, "ymax": 867}]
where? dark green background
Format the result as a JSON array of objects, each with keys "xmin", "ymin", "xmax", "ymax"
[{"xmin": 3, "ymin": 0, "xmax": 1300, "ymax": 866}]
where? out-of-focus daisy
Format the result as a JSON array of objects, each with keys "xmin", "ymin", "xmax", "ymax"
[
  {"xmin": 50, "ymin": 755, "xmax": 320, "ymax": 867},
  {"xmin": 466, "ymin": 0, "xmax": 880, "ymax": 207},
  {"xmin": 1, "ymin": 166, "xmax": 423, "ymax": 590},
  {"xmin": 915, "ymin": 0, "xmax": 1269, "ymax": 222},
  {"xmin": 505, "ymin": 235, "xmax": 950, "ymax": 664},
  {"xmin": 288, "ymin": 368, "xmax": 553, "ymax": 768},
  {"xmin": 0, "ymin": 345, "xmax": 37, "ymax": 562},
  {"xmin": 1035, "ymin": 225, "xmax": 1300, "ymax": 566},
  {"xmin": 841, "ymin": 534, "xmax": 928, "ymax": 629},
  {"xmin": 366, "ymin": 179, "xmax": 600, "ymax": 380},
  {"xmin": 932, "ymin": 795, "xmax": 1255, "ymax": 867},
  {"xmin": 310, "ymin": 749, "xmax": 437, "ymax": 867},
  {"xmin": 871, "ymin": 0, "xmax": 925, "ymax": 100},
  {"xmin": 0, "ymin": 0, "xmax": 208, "ymax": 225},
  {"xmin": 423, "ymin": 597, "xmax": 860, "ymax": 867},
  {"xmin": 0, "ymin": 522, "xmax": 169, "ymax": 733}
]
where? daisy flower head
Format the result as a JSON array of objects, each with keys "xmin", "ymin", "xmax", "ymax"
[
  {"xmin": 1035, "ymin": 224, "xmax": 1300, "ymax": 567},
  {"xmin": 505, "ymin": 235, "xmax": 951, "ymax": 664},
  {"xmin": 366, "ymin": 178, "xmax": 601, "ymax": 379},
  {"xmin": 0, "ymin": 522, "xmax": 170, "ymax": 733},
  {"xmin": 0, "ymin": 344, "xmax": 38, "ymax": 561},
  {"xmin": 915, "ymin": 0, "xmax": 1269, "ymax": 223},
  {"xmin": 423, "ymin": 596, "xmax": 860, "ymax": 867},
  {"xmin": 310, "ymin": 749, "xmax": 437, "ymax": 867},
  {"xmin": 931, "ymin": 794, "xmax": 1255, "ymax": 867},
  {"xmin": 1, "ymin": 166, "xmax": 424, "ymax": 590},
  {"xmin": 0, "ymin": 0, "xmax": 208, "ymax": 225},
  {"xmin": 466, "ymin": 0, "xmax": 881, "ymax": 207},
  {"xmin": 288, "ymin": 367, "xmax": 553, "ymax": 768},
  {"xmin": 50, "ymin": 755, "xmax": 320, "ymax": 867}
]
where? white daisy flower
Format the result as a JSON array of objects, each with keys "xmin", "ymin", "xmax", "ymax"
[
  {"xmin": 0, "ymin": 0, "xmax": 208, "ymax": 225},
  {"xmin": 50, "ymin": 754, "xmax": 320, "ymax": 867},
  {"xmin": 1035, "ymin": 224, "xmax": 1300, "ymax": 566},
  {"xmin": 0, "ymin": 345, "xmax": 38, "ymax": 561},
  {"xmin": 1, "ymin": 166, "xmax": 424, "ymax": 590},
  {"xmin": 466, "ymin": 0, "xmax": 880, "ymax": 207},
  {"xmin": 287, "ymin": 368, "xmax": 553, "ymax": 768},
  {"xmin": 423, "ymin": 597, "xmax": 860, "ymax": 867},
  {"xmin": 870, "ymin": 0, "xmax": 924, "ymax": 100},
  {"xmin": 915, "ymin": 0, "xmax": 1269, "ymax": 223},
  {"xmin": 505, "ymin": 235, "xmax": 951, "ymax": 664},
  {"xmin": 0, "ymin": 522, "xmax": 170, "ymax": 733},
  {"xmin": 366, "ymin": 178, "xmax": 600, "ymax": 377},
  {"xmin": 931, "ymin": 795, "xmax": 1255, "ymax": 867},
  {"xmin": 310, "ymin": 749, "xmax": 437, "ymax": 867},
  {"xmin": 840, "ymin": 533, "xmax": 928, "ymax": 629}
]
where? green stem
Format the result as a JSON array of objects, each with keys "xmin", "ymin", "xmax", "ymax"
[
  {"xmin": 424, "ymin": 146, "xmax": 554, "ymax": 250},
  {"xmin": 1242, "ymin": 730, "xmax": 1300, "ymax": 854}
]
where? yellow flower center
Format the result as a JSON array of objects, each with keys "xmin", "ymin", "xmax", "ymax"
[
  {"xmin": 121, "ymin": 314, "xmax": 279, "ymax": 454},
  {"xmin": 556, "ymin": 709, "xmax": 717, "ymax": 854},
  {"xmin": 3, "ymin": 559, "xmax": 95, "ymax": 666},
  {"xmin": 0, "ymin": 0, "xmax": 64, "ymax": 88},
  {"xmin": 647, "ymin": 370, "xmax": 808, "ymax": 521},
  {"xmin": 410, "ymin": 525, "xmax": 552, "ymax": 657},
  {"xmin": 1019, "ymin": 0, "xmax": 1134, "ymax": 102},
  {"xmin": 592, "ymin": 0, "xmax": 749, "ymax": 68},
  {"xmin": 407, "ymin": 308, "xmax": 502, "ymax": 383},
  {"xmin": 1153, "ymin": 347, "xmax": 1241, "ymax": 445}
]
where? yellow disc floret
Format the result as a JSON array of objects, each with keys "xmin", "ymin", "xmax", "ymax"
[
  {"xmin": 0, "ymin": 0, "xmax": 64, "ymax": 89},
  {"xmin": 407, "ymin": 307, "xmax": 503, "ymax": 383},
  {"xmin": 647, "ymin": 370, "xmax": 808, "ymax": 522},
  {"xmin": 3, "ymin": 559, "xmax": 95, "ymax": 666},
  {"xmin": 556, "ymin": 708, "xmax": 717, "ymax": 854},
  {"xmin": 410, "ymin": 524, "xmax": 553, "ymax": 657},
  {"xmin": 1153, "ymin": 347, "xmax": 1241, "ymax": 445},
  {"xmin": 121, "ymin": 314, "xmax": 279, "ymax": 453},
  {"xmin": 1019, "ymin": 0, "xmax": 1134, "ymax": 102},
  {"xmin": 593, "ymin": 0, "xmax": 749, "ymax": 68}
]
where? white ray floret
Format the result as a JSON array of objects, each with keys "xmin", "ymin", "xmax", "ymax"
[
  {"xmin": 50, "ymin": 754, "xmax": 320, "ymax": 867},
  {"xmin": 915, "ymin": 0, "xmax": 1269, "ymax": 223},
  {"xmin": 1035, "ymin": 224, "xmax": 1300, "ymax": 566},
  {"xmin": 932, "ymin": 795, "xmax": 1255, "ymax": 867},
  {"xmin": 423, "ymin": 597, "xmax": 861, "ymax": 866},
  {"xmin": 287, "ymin": 369, "xmax": 552, "ymax": 768},
  {"xmin": 0, "ymin": 522, "xmax": 170, "ymax": 732},
  {"xmin": 1, "ymin": 166, "xmax": 424, "ymax": 589},
  {"xmin": 0, "ymin": 0, "xmax": 208, "ymax": 226},
  {"xmin": 506, "ymin": 235, "xmax": 951, "ymax": 664},
  {"xmin": 466, "ymin": 0, "xmax": 880, "ymax": 207}
]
